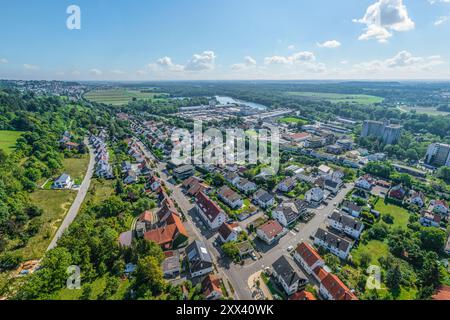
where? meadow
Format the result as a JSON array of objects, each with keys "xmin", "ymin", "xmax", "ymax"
[
  {"xmin": 0, "ymin": 130, "xmax": 23, "ymax": 154},
  {"xmin": 84, "ymin": 89, "xmax": 168, "ymax": 106},
  {"xmin": 286, "ymin": 92, "xmax": 384, "ymax": 105}
]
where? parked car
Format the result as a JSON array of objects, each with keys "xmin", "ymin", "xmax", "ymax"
[
  {"xmin": 293, "ymin": 226, "xmax": 300, "ymax": 232},
  {"xmin": 287, "ymin": 246, "xmax": 294, "ymax": 252}
]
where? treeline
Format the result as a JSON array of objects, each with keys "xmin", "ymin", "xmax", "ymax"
[{"xmin": 0, "ymin": 89, "xmax": 116, "ymax": 271}]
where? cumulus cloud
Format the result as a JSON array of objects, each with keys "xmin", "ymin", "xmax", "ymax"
[
  {"xmin": 353, "ymin": 51, "xmax": 443, "ymax": 72},
  {"xmin": 185, "ymin": 51, "xmax": 216, "ymax": 71},
  {"xmin": 354, "ymin": 0, "xmax": 415, "ymax": 43},
  {"xmin": 89, "ymin": 68, "xmax": 103, "ymax": 75},
  {"xmin": 155, "ymin": 56, "xmax": 184, "ymax": 71},
  {"xmin": 287, "ymin": 44, "xmax": 296, "ymax": 50},
  {"xmin": 0, "ymin": 58, "xmax": 8, "ymax": 64},
  {"xmin": 111, "ymin": 69, "xmax": 125, "ymax": 75},
  {"xmin": 23, "ymin": 64, "xmax": 39, "ymax": 70},
  {"xmin": 317, "ymin": 40, "xmax": 341, "ymax": 48},
  {"xmin": 434, "ymin": 16, "xmax": 450, "ymax": 25},
  {"xmin": 264, "ymin": 51, "xmax": 316, "ymax": 65},
  {"xmin": 231, "ymin": 56, "xmax": 257, "ymax": 70}
]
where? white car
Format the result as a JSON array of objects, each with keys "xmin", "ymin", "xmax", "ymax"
[{"xmin": 287, "ymin": 246, "xmax": 294, "ymax": 252}]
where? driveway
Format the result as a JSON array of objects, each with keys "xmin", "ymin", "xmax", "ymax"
[{"xmin": 46, "ymin": 139, "xmax": 95, "ymax": 251}]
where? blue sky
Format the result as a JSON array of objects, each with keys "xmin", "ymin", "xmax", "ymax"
[{"xmin": 1, "ymin": 0, "xmax": 450, "ymax": 80}]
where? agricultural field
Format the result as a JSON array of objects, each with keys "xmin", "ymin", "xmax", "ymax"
[
  {"xmin": 84, "ymin": 89, "xmax": 168, "ymax": 106},
  {"xmin": 0, "ymin": 130, "xmax": 23, "ymax": 155},
  {"xmin": 397, "ymin": 105, "xmax": 450, "ymax": 116},
  {"xmin": 286, "ymin": 92, "xmax": 384, "ymax": 105}
]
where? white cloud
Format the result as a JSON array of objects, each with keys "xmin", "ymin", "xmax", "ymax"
[
  {"xmin": 23, "ymin": 64, "xmax": 39, "ymax": 70},
  {"xmin": 287, "ymin": 44, "xmax": 296, "ymax": 50},
  {"xmin": 185, "ymin": 51, "xmax": 216, "ymax": 71},
  {"xmin": 353, "ymin": 51, "xmax": 443, "ymax": 72},
  {"xmin": 231, "ymin": 56, "xmax": 257, "ymax": 70},
  {"xmin": 111, "ymin": 69, "xmax": 125, "ymax": 75},
  {"xmin": 340, "ymin": 60, "xmax": 349, "ymax": 64},
  {"xmin": 429, "ymin": 0, "xmax": 450, "ymax": 4},
  {"xmin": 317, "ymin": 40, "xmax": 341, "ymax": 48},
  {"xmin": 354, "ymin": 0, "xmax": 415, "ymax": 43},
  {"xmin": 264, "ymin": 51, "xmax": 316, "ymax": 65},
  {"xmin": 155, "ymin": 56, "xmax": 184, "ymax": 71},
  {"xmin": 71, "ymin": 70, "xmax": 81, "ymax": 75},
  {"xmin": 89, "ymin": 68, "xmax": 103, "ymax": 76},
  {"xmin": 0, "ymin": 58, "xmax": 8, "ymax": 64},
  {"xmin": 434, "ymin": 16, "xmax": 450, "ymax": 25},
  {"xmin": 136, "ymin": 70, "xmax": 147, "ymax": 76}
]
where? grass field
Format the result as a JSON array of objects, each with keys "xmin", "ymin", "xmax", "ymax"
[
  {"xmin": 352, "ymin": 240, "xmax": 389, "ymax": 266},
  {"xmin": 374, "ymin": 200, "xmax": 410, "ymax": 229},
  {"xmin": 62, "ymin": 155, "xmax": 89, "ymax": 184},
  {"xmin": 278, "ymin": 117, "xmax": 309, "ymax": 125},
  {"xmin": 397, "ymin": 106, "xmax": 450, "ymax": 116},
  {"xmin": 51, "ymin": 275, "xmax": 130, "ymax": 300},
  {"xmin": 286, "ymin": 92, "xmax": 384, "ymax": 105},
  {"xmin": 0, "ymin": 130, "xmax": 23, "ymax": 155},
  {"xmin": 85, "ymin": 89, "xmax": 168, "ymax": 106},
  {"xmin": 14, "ymin": 190, "xmax": 77, "ymax": 260}
]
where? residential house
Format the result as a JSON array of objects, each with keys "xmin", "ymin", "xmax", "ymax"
[
  {"xmin": 272, "ymin": 255, "xmax": 308, "ymax": 295},
  {"xmin": 195, "ymin": 192, "xmax": 227, "ymax": 229},
  {"xmin": 256, "ymin": 220, "xmax": 287, "ymax": 245},
  {"xmin": 356, "ymin": 175, "xmax": 375, "ymax": 190},
  {"xmin": 202, "ymin": 274, "xmax": 223, "ymax": 300},
  {"xmin": 419, "ymin": 210, "xmax": 441, "ymax": 228},
  {"xmin": 305, "ymin": 187, "xmax": 324, "ymax": 207},
  {"xmin": 235, "ymin": 178, "xmax": 257, "ymax": 193},
  {"xmin": 218, "ymin": 222, "xmax": 239, "ymax": 243},
  {"xmin": 389, "ymin": 184, "xmax": 406, "ymax": 200},
  {"xmin": 324, "ymin": 177, "xmax": 342, "ymax": 194},
  {"xmin": 144, "ymin": 213, "xmax": 188, "ymax": 250},
  {"xmin": 135, "ymin": 210, "xmax": 155, "ymax": 236},
  {"xmin": 409, "ymin": 191, "xmax": 426, "ymax": 208},
  {"xmin": 277, "ymin": 177, "xmax": 297, "ymax": 193},
  {"xmin": 148, "ymin": 175, "xmax": 161, "ymax": 192},
  {"xmin": 186, "ymin": 240, "xmax": 214, "ymax": 278},
  {"xmin": 182, "ymin": 176, "xmax": 208, "ymax": 197},
  {"xmin": 328, "ymin": 210, "xmax": 364, "ymax": 239},
  {"xmin": 319, "ymin": 273, "xmax": 358, "ymax": 300},
  {"xmin": 218, "ymin": 186, "xmax": 243, "ymax": 210},
  {"xmin": 52, "ymin": 173, "xmax": 73, "ymax": 189},
  {"xmin": 224, "ymin": 171, "xmax": 241, "ymax": 185},
  {"xmin": 162, "ymin": 254, "xmax": 181, "ymax": 278},
  {"xmin": 173, "ymin": 165, "xmax": 195, "ymax": 180},
  {"xmin": 253, "ymin": 189, "xmax": 275, "ymax": 209},
  {"xmin": 289, "ymin": 291, "xmax": 316, "ymax": 300},
  {"xmin": 293, "ymin": 242, "xmax": 325, "ymax": 276},
  {"xmin": 429, "ymin": 200, "xmax": 449, "ymax": 216},
  {"xmin": 123, "ymin": 170, "xmax": 138, "ymax": 184},
  {"xmin": 341, "ymin": 200, "xmax": 362, "ymax": 218},
  {"xmin": 272, "ymin": 200, "xmax": 308, "ymax": 227},
  {"xmin": 313, "ymin": 228, "xmax": 353, "ymax": 259}
]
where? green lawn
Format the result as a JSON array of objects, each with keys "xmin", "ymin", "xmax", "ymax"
[
  {"xmin": 0, "ymin": 130, "xmax": 23, "ymax": 155},
  {"xmin": 352, "ymin": 240, "xmax": 389, "ymax": 266},
  {"xmin": 62, "ymin": 155, "xmax": 90, "ymax": 182},
  {"xmin": 15, "ymin": 190, "xmax": 77, "ymax": 260},
  {"xmin": 85, "ymin": 89, "xmax": 168, "ymax": 106},
  {"xmin": 374, "ymin": 200, "xmax": 410, "ymax": 229},
  {"xmin": 286, "ymin": 92, "xmax": 384, "ymax": 105},
  {"xmin": 51, "ymin": 275, "xmax": 130, "ymax": 300},
  {"xmin": 278, "ymin": 117, "xmax": 309, "ymax": 125}
]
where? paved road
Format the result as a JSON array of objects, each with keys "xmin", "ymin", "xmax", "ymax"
[
  {"xmin": 47, "ymin": 140, "xmax": 95, "ymax": 251},
  {"xmin": 135, "ymin": 140, "xmax": 242, "ymax": 299},
  {"xmin": 135, "ymin": 138, "xmax": 354, "ymax": 300}
]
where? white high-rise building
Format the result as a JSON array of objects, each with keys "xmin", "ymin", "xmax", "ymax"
[{"xmin": 425, "ymin": 143, "xmax": 450, "ymax": 168}]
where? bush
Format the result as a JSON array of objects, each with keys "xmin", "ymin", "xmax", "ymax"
[{"xmin": 0, "ymin": 252, "xmax": 23, "ymax": 271}]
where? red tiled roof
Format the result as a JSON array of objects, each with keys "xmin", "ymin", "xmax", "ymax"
[
  {"xmin": 291, "ymin": 132, "xmax": 311, "ymax": 140},
  {"xmin": 218, "ymin": 223, "xmax": 235, "ymax": 241},
  {"xmin": 202, "ymin": 274, "xmax": 222, "ymax": 298},
  {"xmin": 258, "ymin": 220, "xmax": 284, "ymax": 239},
  {"xmin": 321, "ymin": 273, "xmax": 358, "ymax": 300},
  {"xmin": 195, "ymin": 192, "xmax": 224, "ymax": 222},
  {"xmin": 138, "ymin": 210, "xmax": 154, "ymax": 223},
  {"xmin": 144, "ymin": 213, "xmax": 188, "ymax": 249},
  {"xmin": 295, "ymin": 242, "xmax": 323, "ymax": 268},
  {"xmin": 313, "ymin": 266, "xmax": 329, "ymax": 282},
  {"xmin": 432, "ymin": 285, "xmax": 450, "ymax": 300},
  {"xmin": 289, "ymin": 291, "xmax": 316, "ymax": 301}
]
